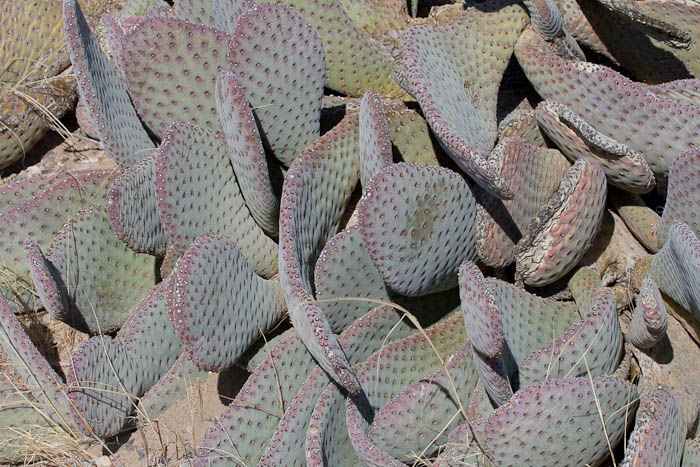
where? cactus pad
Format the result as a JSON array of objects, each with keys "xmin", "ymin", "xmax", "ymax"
[
  {"xmin": 437, "ymin": 376, "xmax": 638, "ymax": 467},
  {"xmin": 63, "ymin": 0, "xmax": 156, "ymax": 168},
  {"xmin": 659, "ymin": 148, "xmax": 700, "ymax": 247},
  {"xmin": 168, "ymin": 233, "xmax": 285, "ymax": 371},
  {"xmin": 358, "ymin": 90, "xmax": 392, "ymax": 186},
  {"xmin": 514, "ymin": 158, "xmax": 607, "ymax": 286},
  {"xmin": 278, "ymin": 111, "xmax": 361, "ymax": 394},
  {"xmin": 475, "ymin": 138, "xmax": 571, "ymax": 268},
  {"xmin": 621, "ymin": 384, "xmax": 685, "ymax": 466},
  {"xmin": 610, "ymin": 189, "xmax": 661, "ymax": 253},
  {"xmin": 401, "ymin": 1, "xmax": 529, "ymax": 198},
  {"xmin": 314, "ymin": 225, "xmax": 391, "ymax": 333},
  {"xmin": 215, "ymin": 70, "xmax": 278, "ymax": 236},
  {"xmin": 0, "ymin": 170, "xmax": 114, "ymax": 313},
  {"xmin": 227, "ymin": 3, "xmax": 325, "ymax": 166},
  {"xmin": 28, "ymin": 205, "xmax": 157, "ymax": 333},
  {"xmin": 629, "ymin": 275, "xmax": 668, "ymax": 350},
  {"xmin": 535, "ymin": 100, "xmax": 655, "ymax": 193},
  {"xmin": 515, "ymin": 27, "xmax": 700, "ymax": 176},
  {"xmin": 154, "ymin": 121, "xmax": 278, "ymax": 277},
  {"xmin": 107, "ymin": 155, "xmax": 167, "ymax": 256},
  {"xmin": 120, "ymin": 16, "xmax": 229, "ymax": 136},
  {"xmin": 650, "ymin": 221, "xmax": 700, "ymax": 321},
  {"xmin": 358, "ymin": 163, "xmax": 478, "ymax": 296}
]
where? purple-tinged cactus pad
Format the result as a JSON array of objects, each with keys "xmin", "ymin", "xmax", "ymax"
[
  {"xmin": 476, "ymin": 138, "xmax": 570, "ymax": 268},
  {"xmin": 168, "ymin": 233, "xmax": 285, "ymax": 371},
  {"xmin": 515, "ymin": 27, "xmax": 700, "ymax": 176},
  {"xmin": 266, "ymin": 0, "xmax": 404, "ymax": 97},
  {"xmin": 649, "ymin": 79, "xmax": 700, "ymax": 107},
  {"xmin": 195, "ymin": 332, "xmax": 316, "ymax": 465},
  {"xmin": 314, "ymin": 225, "xmax": 391, "ymax": 333},
  {"xmin": 401, "ymin": 1, "xmax": 529, "ymax": 198},
  {"xmin": 138, "ymin": 352, "xmax": 207, "ymax": 420},
  {"xmin": 154, "ymin": 122, "xmax": 278, "ymax": 277},
  {"xmin": 359, "ymin": 90, "xmax": 392, "ymax": 186},
  {"xmin": 368, "ymin": 343, "xmax": 479, "ymax": 462},
  {"xmin": 514, "ymin": 158, "xmax": 607, "ymax": 286},
  {"xmin": 24, "ymin": 239, "xmax": 68, "ymax": 321},
  {"xmin": 0, "ymin": 170, "xmax": 114, "ymax": 312},
  {"xmin": 63, "ymin": 0, "xmax": 156, "ymax": 168},
  {"xmin": 621, "ymin": 385, "xmax": 685, "ymax": 467},
  {"xmin": 36, "ymin": 205, "xmax": 157, "ymax": 334},
  {"xmin": 345, "ymin": 313, "xmax": 467, "ymax": 466},
  {"xmin": 259, "ymin": 305, "xmax": 420, "ymax": 465},
  {"xmin": 610, "ymin": 189, "xmax": 661, "ymax": 253},
  {"xmin": 629, "ymin": 275, "xmax": 668, "ymax": 350},
  {"xmin": 0, "ymin": 296, "xmax": 76, "ymax": 431},
  {"xmin": 0, "ymin": 173, "xmax": 66, "ymax": 214},
  {"xmin": 659, "ymin": 149, "xmax": 700, "ymax": 247},
  {"xmin": 650, "ymin": 222, "xmax": 700, "ymax": 321},
  {"xmin": 459, "ymin": 262, "xmax": 514, "ymax": 405},
  {"xmin": 211, "ymin": 0, "xmax": 254, "ymax": 33},
  {"xmin": 107, "ymin": 154, "xmax": 167, "ymax": 256},
  {"xmin": 66, "ymin": 336, "xmax": 142, "ymax": 438},
  {"xmin": 684, "ymin": 437, "xmax": 700, "ymax": 466},
  {"xmin": 438, "ymin": 376, "xmax": 638, "ymax": 467},
  {"xmin": 227, "ymin": 3, "xmax": 325, "ymax": 166},
  {"xmin": 120, "ymin": 16, "xmax": 230, "ymax": 136},
  {"xmin": 383, "ymin": 101, "xmax": 440, "ymax": 167},
  {"xmin": 522, "ymin": 0, "xmax": 584, "ymax": 60},
  {"xmin": 498, "ymin": 109, "xmax": 547, "ymax": 148},
  {"xmin": 358, "ymin": 163, "xmax": 478, "ymax": 296},
  {"xmin": 536, "ymin": 100, "xmax": 655, "ymax": 193},
  {"xmin": 173, "ymin": 0, "xmax": 217, "ymax": 26},
  {"xmin": 216, "ymin": 70, "xmax": 278, "ymax": 236},
  {"xmin": 518, "ymin": 289, "xmax": 622, "ymax": 385},
  {"xmin": 278, "ymin": 111, "xmax": 361, "ymax": 394},
  {"xmin": 115, "ymin": 278, "xmax": 182, "ymax": 390}
]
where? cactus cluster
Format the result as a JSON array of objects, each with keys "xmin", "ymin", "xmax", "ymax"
[{"xmin": 1, "ymin": 0, "xmax": 700, "ymax": 465}]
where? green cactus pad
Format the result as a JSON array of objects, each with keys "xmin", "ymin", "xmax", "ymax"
[
  {"xmin": 368, "ymin": 343, "xmax": 479, "ymax": 462},
  {"xmin": 401, "ymin": 1, "xmax": 529, "ymax": 198},
  {"xmin": 215, "ymin": 70, "xmax": 278, "ymax": 236},
  {"xmin": 357, "ymin": 163, "xmax": 478, "ymax": 296},
  {"xmin": 650, "ymin": 221, "xmax": 700, "ymax": 321},
  {"xmin": 567, "ymin": 265, "xmax": 601, "ymax": 313},
  {"xmin": 278, "ymin": 111, "xmax": 361, "ymax": 394},
  {"xmin": 498, "ymin": 109, "xmax": 547, "ymax": 148},
  {"xmin": 138, "ymin": 352, "xmax": 208, "ymax": 420},
  {"xmin": 515, "ymin": 27, "xmax": 700, "ymax": 176},
  {"xmin": 173, "ymin": 0, "xmax": 217, "ymax": 25},
  {"xmin": 154, "ymin": 122, "xmax": 278, "ymax": 277},
  {"xmin": 227, "ymin": 3, "xmax": 325, "ymax": 166},
  {"xmin": 436, "ymin": 376, "xmax": 638, "ymax": 467},
  {"xmin": 0, "ymin": 170, "xmax": 114, "ymax": 313},
  {"xmin": 629, "ymin": 275, "xmax": 668, "ymax": 350},
  {"xmin": 659, "ymin": 149, "xmax": 700, "ymax": 247},
  {"xmin": 518, "ymin": 289, "xmax": 622, "ymax": 385},
  {"xmin": 684, "ymin": 437, "xmax": 700, "ymax": 466},
  {"xmin": 313, "ymin": 225, "xmax": 391, "ymax": 333},
  {"xmin": 66, "ymin": 335, "xmax": 141, "ymax": 438},
  {"xmin": 259, "ymin": 305, "xmax": 419, "ymax": 465},
  {"xmin": 536, "ymin": 100, "xmax": 656, "ymax": 194},
  {"xmin": 168, "ymin": 233, "xmax": 285, "ymax": 371},
  {"xmin": 383, "ymin": 100, "xmax": 440, "ymax": 166},
  {"xmin": 0, "ymin": 295, "xmax": 76, "ymax": 431},
  {"xmin": 211, "ymin": 0, "xmax": 254, "ymax": 32},
  {"xmin": 63, "ymin": 0, "xmax": 156, "ymax": 168},
  {"xmin": 475, "ymin": 138, "xmax": 570, "ymax": 268},
  {"xmin": 107, "ymin": 154, "xmax": 167, "ymax": 256},
  {"xmin": 621, "ymin": 384, "xmax": 685, "ymax": 466},
  {"xmin": 609, "ymin": 189, "xmax": 661, "ymax": 253},
  {"xmin": 514, "ymin": 158, "xmax": 607, "ymax": 286},
  {"xmin": 261, "ymin": 0, "xmax": 404, "ymax": 97},
  {"xmin": 31, "ymin": 204, "xmax": 157, "ymax": 334},
  {"xmin": 120, "ymin": 16, "xmax": 229, "ymax": 137},
  {"xmin": 359, "ymin": 90, "xmax": 392, "ymax": 187},
  {"xmin": 195, "ymin": 332, "xmax": 316, "ymax": 465},
  {"xmin": 345, "ymin": 312, "xmax": 467, "ymax": 465}
]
